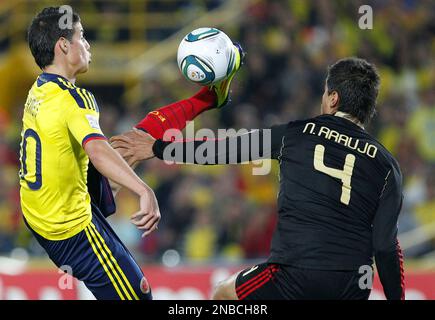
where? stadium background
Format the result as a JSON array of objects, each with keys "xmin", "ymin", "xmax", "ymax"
[{"xmin": 0, "ymin": 0, "xmax": 434, "ymax": 299}]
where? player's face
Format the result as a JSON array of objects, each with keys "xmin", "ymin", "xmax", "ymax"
[{"xmin": 67, "ymin": 22, "xmax": 91, "ymax": 74}]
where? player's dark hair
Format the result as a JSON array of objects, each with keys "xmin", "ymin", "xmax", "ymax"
[
  {"xmin": 326, "ymin": 57, "xmax": 380, "ymax": 124},
  {"xmin": 27, "ymin": 7, "xmax": 80, "ymax": 69}
]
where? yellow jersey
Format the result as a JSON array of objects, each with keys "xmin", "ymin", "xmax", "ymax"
[{"xmin": 19, "ymin": 73, "xmax": 107, "ymax": 240}]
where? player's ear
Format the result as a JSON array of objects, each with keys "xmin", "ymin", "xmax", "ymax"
[
  {"xmin": 58, "ymin": 37, "xmax": 69, "ymax": 55},
  {"xmin": 329, "ymin": 91, "xmax": 339, "ymax": 112}
]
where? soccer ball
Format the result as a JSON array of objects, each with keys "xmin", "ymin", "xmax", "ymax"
[{"xmin": 177, "ymin": 27, "xmax": 236, "ymax": 85}]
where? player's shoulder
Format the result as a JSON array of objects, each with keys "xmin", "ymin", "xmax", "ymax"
[
  {"xmin": 37, "ymin": 73, "xmax": 99, "ymax": 111},
  {"xmin": 65, "ymin": 85, "xmax": 99, "ymax": 112},
  {"xmin": 353, "ymin": 125, "xmax": 401, "ymax": 174},
  {"xmin": 379, "ymin": 146, "xmax": 402, "ymax": 181}
]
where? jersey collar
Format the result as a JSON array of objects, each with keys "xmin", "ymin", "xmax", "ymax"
[
  {"xmin": 334, "ymin": 111, "xmax": 365, "ymax": 129},
  {"xmin": 37, "ymin": 73, "xmax": 72, "ymax": 87}
]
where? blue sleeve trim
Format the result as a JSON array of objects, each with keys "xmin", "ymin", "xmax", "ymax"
[{"xmin": 82, "ymin": 133, "xmax": 107, "ymax": 148}]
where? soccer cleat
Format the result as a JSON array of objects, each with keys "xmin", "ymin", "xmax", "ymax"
[{"xmin": 209, "ymin": 42, "xmax": 245, "ymax": 108}]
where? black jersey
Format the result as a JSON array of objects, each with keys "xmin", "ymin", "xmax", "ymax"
[
  {"xmin": 267, "ymin": 115, "xmax": 403, "ymax": 270},
  {"xmin": 152, "ymin": 114, "xmax": 405, "ymax": 300}
]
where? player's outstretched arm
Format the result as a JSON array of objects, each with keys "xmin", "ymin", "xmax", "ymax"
[
  {"xmin": 372, "ymin": 163, "xmax": 405, "ymax": 300},
  {"xmin": 85, "ymin": 139, "xmax": 160, "ymax": 237},
  {"xmin": 111, "ymin": 124, "xmax": 287, "ymax": 165}
]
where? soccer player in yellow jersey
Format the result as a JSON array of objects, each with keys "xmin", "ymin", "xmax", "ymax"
[{"xmin": 19, "ymin": 7, "xmax": 160, "ymax": 299}]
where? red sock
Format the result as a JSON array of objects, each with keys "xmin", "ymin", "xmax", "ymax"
[{"xmin": 135, "ymin": 87, "xmax": 216, "ymax": 140}]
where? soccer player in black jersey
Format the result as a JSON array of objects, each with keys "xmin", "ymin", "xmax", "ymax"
[{"xmin": 112, "ymin": 57, "xmax": 405, "ymax": 300}]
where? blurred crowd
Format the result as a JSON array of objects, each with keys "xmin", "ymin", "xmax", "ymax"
[{"xmin": 0, "ymin": 0, "xmax": 434, "ymax": 265}]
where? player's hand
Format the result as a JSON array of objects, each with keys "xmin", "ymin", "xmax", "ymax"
[
  {"xmin": 131, "ymin": 188, "xmax": 161, "ymax": 237},
  {"xmin": 112, "ymin": 146, "xmax": 137, "ymax": 167},
  {"xmin": 110, "ymin": 128, "xmax": 156, "ymax": 164}
]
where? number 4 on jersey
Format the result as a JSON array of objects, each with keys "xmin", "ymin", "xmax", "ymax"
[{"xmin": 313, "ymin": 144, "xmax": 356, "ymax": 205}]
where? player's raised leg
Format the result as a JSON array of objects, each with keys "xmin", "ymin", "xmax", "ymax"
[{"xmin": 133, "ymin": 43, "xmax": 245, "ymax": 140}]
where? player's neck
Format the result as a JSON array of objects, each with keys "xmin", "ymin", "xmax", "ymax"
[
  {"xmin": 43, "ymin": 65, "xmax": 77, "ymax": 84},
  {"xmin": 334, "ymin": 111, "xmax": 365, "ymax": 129}
]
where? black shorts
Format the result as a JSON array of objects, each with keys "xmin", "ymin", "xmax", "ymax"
[{"xmin": 235, "ymin": 263, "xmax": 371, "ymax": 300}]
